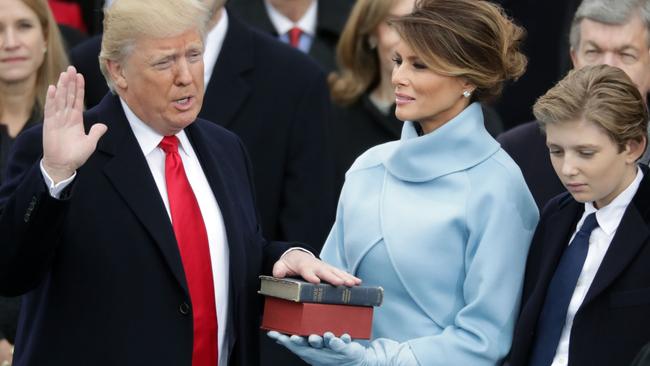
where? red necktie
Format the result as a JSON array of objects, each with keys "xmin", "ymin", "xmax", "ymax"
[
  {"xmin": 159, "ymin": 136, "xmax": 218, "ymax": 366},
  {"xmin": 288, "ymin": 27, "xmax": 302, "ymax": 48}
]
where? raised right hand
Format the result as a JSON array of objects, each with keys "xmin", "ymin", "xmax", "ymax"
[{"xmin": 42, "ymin": 66, "xmax": 107, "ymax": 184}]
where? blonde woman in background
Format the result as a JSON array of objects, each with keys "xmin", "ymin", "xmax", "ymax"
[
  {"xmin": 0, "ymin": 0, "xmax": 68, "ymax": 183},
  {"xmin": 0, "ymin": 0, "xmax": 68, "ymax": 364},
  {"xmin": 328, "ymin": 0, "xmax": 414, "ymax": 194}
]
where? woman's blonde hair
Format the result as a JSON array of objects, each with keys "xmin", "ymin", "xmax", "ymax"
[
  {"xmin": 328, "ymin": 0, "xmax": 396, "ymax": 106},
  {"xmin": 534, "ymin": 64, "xmax": 648, "ymax": 154},
  {"xmin": 99, "ymin": 0, "xmax": 210, "ymax": 92},
  {"xmin": 1, "ymin": 0, "xmax": 69, "ymax": 118},
  {"xmin": 390, "ymin": 0, "xmax": 527, "ymax": 102}
]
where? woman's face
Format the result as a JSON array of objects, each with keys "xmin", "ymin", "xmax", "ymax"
[
  {"xmin": 374, "ymin": 0, "xmax": 415, "ymax": 80},
  {"xmin": 391, "ymin": 41, "xmax": 471, "ymax": 133},
  {"xmin": 0, "ymin": 0, "xmax": 47, "ymax": 85},
  {"xmin": 546, "ymin": 118, "xmax": 643, "ymax": 208}
]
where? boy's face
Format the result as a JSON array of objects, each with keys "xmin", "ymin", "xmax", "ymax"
[{"xmin": 546, "ymin": 118, "xmax": 643, "ymax": 208}]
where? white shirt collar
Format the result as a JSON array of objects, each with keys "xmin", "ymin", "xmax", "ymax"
[
  {"xmin": 583, "ymin": 166, "xmax": 644, "ymax": 236},
  {"xmin": 264, "ymin": 0, "xmax": 317, "ymax": 36},
  {"xmin": 204, "ymin": 9, "xmax": 229, "ymax": 85},
  {"xmin": 119, "ymin": 97, "xmax": 193, "ymax": 158}
]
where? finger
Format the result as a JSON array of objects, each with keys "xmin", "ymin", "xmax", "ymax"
[
  {"xmin": 289, "ymin": 335, "xmax": 308, "ymax": 347},
  {"xmin": 328, "ymin": 268, "xmax": 361, "ymax": 286},
  {"xmin": 313, "ymin": 267, "xmax": 357, "ymax": 286},
  {"xmin": 323, "ymin": 332, "xmax": 335, "ymax": 348},
  {"xmin": 87, "ymin": 123, "xmax": 108, "ymax": 143},
  {"xmin": 272, "ymin": 261, "xmax": 289, "ymax": 278},
  {"xmin": 43, "ymin": 85, "xmax": 56, "ymax": 120},
  {"xmin": 328, "ymin": 337, "xmax": 348, "ymax": 352},
  {"xmin": 65, "ymin": 67, "xmax": 77, "ymax": 110},
  {"xmin": 307, "ymin": 334, "xmax": 324, "ymax": 349},
  {"xmin": 73, "ymin": 73, "xmax": 85, "ymax": 111},
  {"xmin": 340, "ymin": 334, "xmax": 352, "ymax": 344},
  {"xmin": 54, "ymin": 71, "xmax": 68, "ymax": 113},
  {"xmin": 267, "ymin": 331, "xmax": 283, "ymax": 341},
  {"xmin": 299, "ymin": 270, "xmax": 321, "ymax": 284}
]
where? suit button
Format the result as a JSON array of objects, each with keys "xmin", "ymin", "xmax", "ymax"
[{"xmin": 179, "ymin": 302, "xmax": 190, "ymax": 315}]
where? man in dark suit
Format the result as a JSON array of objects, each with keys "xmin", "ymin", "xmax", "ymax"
[
  {"xmin": 507, "ymin": 65, "xmax": 650, "ymax": 366},
  {"xmin": 0, "ymin": 1, "xmax": 357, "ymax": 365},
  {"xmin": 70, "ymin": 0, "xmax": 335, "ymax": 255},
  {"xmin": 498, "ymin": 0, "xmax": 650, "ymax": 211},
  {"xmin": 228, "ymin": 0, "xmax": 352, "ymax": 72}
]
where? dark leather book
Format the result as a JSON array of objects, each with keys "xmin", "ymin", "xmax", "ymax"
[{"xmin": 258, "ymin": 275, "xmax": 383, "ymax": 307}]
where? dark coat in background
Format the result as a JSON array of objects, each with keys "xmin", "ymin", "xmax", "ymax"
[
  {"xmin": 228, "ymin": 0, "xmax": 352, "ymax": 73},
  {"xmin": 497, "ymin": 120, "xmax": 565, "ymax": 210},
  {"xmin": 330, "ymin": 95, "xmax": 402, "ymax": 195}
]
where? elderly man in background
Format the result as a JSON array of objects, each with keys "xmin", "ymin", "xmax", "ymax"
[
  {"xmin": 498, "ymin": 0, "xmax": 650, "ymax": 210},
  {"xmin": 0, "ymin": 1, "xmax": 358, "ymax": 365}
]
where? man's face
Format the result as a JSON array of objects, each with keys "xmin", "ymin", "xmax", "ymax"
[
  {"xmin": 572, "ymin": 15, "xmax": 650, "ymax": 97},
  {"xmin": 108, "ymin": 29, "xmax": 205, "ymax": 136}
]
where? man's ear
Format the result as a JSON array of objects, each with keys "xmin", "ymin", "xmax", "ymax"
[
  {"xmin": 106, "ymin": 59, "xmax": 128, "ymax": 90},
  {"xmin": 625, "ymin": 136, "xmax": 647, "ymax": 163}
]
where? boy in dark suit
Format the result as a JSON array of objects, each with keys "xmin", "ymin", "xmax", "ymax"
[{"xmin": 507, "ymin": 64, "xmax": 650, "ymax": 366}]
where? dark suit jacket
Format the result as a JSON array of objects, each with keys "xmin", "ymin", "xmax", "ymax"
[
  {"xmin": 497, "ymin": 120, "xmax": 565, "ymax": 210},
  {"xmin": 0, "ymin": 94, "xmax": 292, "ymax": 366},
  {"xmin": 507, "ymin": 166, "xmax": 650, "ymax": 366},
  {"xmin": 70, "ymin": 13, "xmax": 335, "ymax": 252},
  {"xmin": 632, "ymin": 342, "xmax": 650, "ymax": 366},
  {"xmin": 491, "ymin": 0, "xmax": 582, "ymax": 128},
  {"xmin": 228, "ymin": 0, "xmax": 352, "ymax": 72},
  {"xmin": 330, "ymin": 94, "xmax": 402, "ymax": 196}
]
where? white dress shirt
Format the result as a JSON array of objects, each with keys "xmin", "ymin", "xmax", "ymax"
[
  {"xmin": 41, "ymin": 99, "xmax": 232, "ymax": 366},
  {"xmin": 550, "ymin": 167, "xmax": 644, "ymax": 366},
  {"xmin": 264, "ymin": 0, "xmax": 317, "ymax": 53}
]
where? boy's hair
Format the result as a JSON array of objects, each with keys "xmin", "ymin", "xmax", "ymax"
[{"xmin": 534, "ymin": 64, "xmax": 648, "ymax": 154}]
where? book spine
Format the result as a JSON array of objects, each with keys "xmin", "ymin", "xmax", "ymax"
[{"xmin": 297, "ymin": 284, "xmax": 382, "ymax": 306}]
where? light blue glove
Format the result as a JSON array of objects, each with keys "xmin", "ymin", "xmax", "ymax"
[{"xmin": 267, "ymin": 331, "xmax": 419, "ymax": 366}]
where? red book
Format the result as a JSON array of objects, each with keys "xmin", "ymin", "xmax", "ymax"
[{"xmin": 261, "ymin": 297, "xmax": 374, "ymax": 339}]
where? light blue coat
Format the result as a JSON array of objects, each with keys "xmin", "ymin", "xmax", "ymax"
[{"xmin": 321, "ymin": 103, "xmax": 539, "ymax": 365}]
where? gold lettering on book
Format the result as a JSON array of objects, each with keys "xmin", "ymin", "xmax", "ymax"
[
  {"xmin": 313, "ymin": 288, "xmax": 323, "ymax": 302},
  {"xmin": 342, "ymin": 288, "xmax": 351, "ymax": 303}
]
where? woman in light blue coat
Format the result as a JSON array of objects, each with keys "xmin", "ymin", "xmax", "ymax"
[{"xmin": 269, "ymin": 0, "xmax": 539, "ymax": 364}]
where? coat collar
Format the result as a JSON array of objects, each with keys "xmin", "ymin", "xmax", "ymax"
[
  {"xmin": 384, "ymin": 102, "xmax": 499, "ymax": 182},
  {"xmin": 582, "ymin": 164, "xmax": 650, "ymax": 305},
  {"xmin": 89, "ymin": 94, "xmax": 188, "ymax": 295}
]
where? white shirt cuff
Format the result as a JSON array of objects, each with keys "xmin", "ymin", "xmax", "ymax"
[
  {"xmin": 280, "ymin": 247, "xmax": 316, "ymax": 260},
  {"xmin": 40, "ymin": 159, "xmax": 76, "ymax": 199}
]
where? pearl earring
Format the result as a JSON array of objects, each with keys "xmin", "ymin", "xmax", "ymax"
[
  {"xmin": 367, "ymin": 36, "xmax": 378, "ymax": 50},
  {"xmin": 462, "ymin": 90, "xmax": 471, "ymax": 98}
]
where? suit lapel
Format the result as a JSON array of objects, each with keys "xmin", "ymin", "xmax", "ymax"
[
  {"xmin": 200, "ymin": 14, "xmax": 253, "ymax": 127},
  {"xmin": 92, "ymin": 95, "xmax": 188, "ymax": 294},
  {"xmin": 582, "ymin": 172, "xmax": 650, "ymax": 306},
  {"xmin": 185, "ymin": 122, "xmax": 247, "ymax": 306},
  {"xmin": 526, "ymin": 201, "xmax": 582, "ymax": 323}
]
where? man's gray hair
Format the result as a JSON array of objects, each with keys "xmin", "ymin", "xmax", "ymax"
[
  {"xmin": 569, "ymin": 0, "xmax": 650, "ymax": 49},
  {"xmin": 99, "ymin": 0, "xmax": 210, "ymax": 93}
]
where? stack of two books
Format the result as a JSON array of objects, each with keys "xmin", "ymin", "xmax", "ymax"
[{"xmin": 258, "ymin": 275, "xmax": 384, "ymax": 339}]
